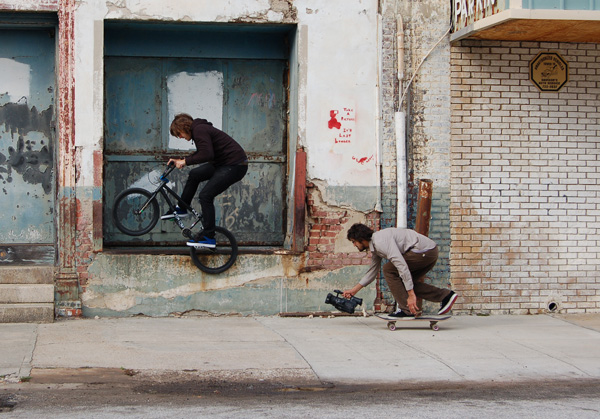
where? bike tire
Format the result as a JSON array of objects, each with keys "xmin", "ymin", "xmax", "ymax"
[
  {"xmin": 189, "ymin": 226, "xmax": 238, "ymax": 274},
  {"xmin": 112, "ymin": 188, "xmax": 160, "ymax": 236}
]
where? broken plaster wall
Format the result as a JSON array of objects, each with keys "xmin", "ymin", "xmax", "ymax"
[
  {"xmin": 298, "ymin": 1, "xmax": 381, "ymax": 213},
  {"xmin": 83, "ymin": 251, "xmax": 375, "ymax": 316},
  {"xmin": 295, "ymin": 1, "xmax": 381, "ymax": 301},
  {"xmin": 71, "ymin": 0, "xmax": 379, "ymax": 316},
  {"xmin": 0, "ymin": 0, "xmax": 57, "ymax": 11}
]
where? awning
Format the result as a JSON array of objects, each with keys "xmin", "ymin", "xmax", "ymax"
[{"xmin": 451, "ymin": 8, "xmax": 600, "ymax": 43}]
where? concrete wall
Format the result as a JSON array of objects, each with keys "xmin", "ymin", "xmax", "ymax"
[
  {"xmin": 299, "ymin": 2, "xmax": 380, "ymax": 211},
  {"xmin": 70, "ymin": 0, "xmax": 382, "ymax": 316},
  {"xmin": 450, "ymin": 40, "xmax": 600, "ymax": 314},
  {"xmin": 1, "ymin": 0, "xmax": 455, "ymax": 317}
]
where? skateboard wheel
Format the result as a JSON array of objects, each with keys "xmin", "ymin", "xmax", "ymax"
[
  {"xmin": 387, "ymin": 321, "xmax": 396, "ymax": 331},
  {"xmin": 430, "ymin": 322, "xmax": 439, "ymax": 331}
]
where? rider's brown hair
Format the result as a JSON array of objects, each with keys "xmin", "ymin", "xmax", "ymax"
[{"xmin": 170, "ymin": 113, "xmax": 193, "ymax": 137}]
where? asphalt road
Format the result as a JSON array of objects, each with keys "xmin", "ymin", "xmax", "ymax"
[{"xmin": 2, "ymin": 376, "xmax": 600, "ymax": 418}]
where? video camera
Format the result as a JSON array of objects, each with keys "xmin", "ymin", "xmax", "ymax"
[{"xmin": 325, "ymin": 290, "xmax": 363, "ymax": 314}]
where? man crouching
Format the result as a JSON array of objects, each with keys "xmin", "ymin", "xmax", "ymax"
[{"xmin": 343, "ymin": 223, "xmax": 457, "ymax": 317}]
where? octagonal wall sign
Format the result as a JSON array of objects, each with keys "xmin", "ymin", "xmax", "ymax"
[{"xmin": 530, "ymin": 52, "xmax": 569, "ymax": 92}]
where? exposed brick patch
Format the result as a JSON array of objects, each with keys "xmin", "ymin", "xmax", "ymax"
[
  {"xmin": 75, "ymin": 198, "xmax": 95, "ymax": 289},
  {"xmin": 305, "ymin": 184, "xmax": 379, "ymax": 271}
]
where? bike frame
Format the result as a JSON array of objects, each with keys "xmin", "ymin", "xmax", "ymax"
[
  {"xmin": 113, "ymin": 163, "xmax": 239, "ymax": 273},
  {"xmin": 141, "ymin": 165, "xmax": 204, "ymax": 233}
]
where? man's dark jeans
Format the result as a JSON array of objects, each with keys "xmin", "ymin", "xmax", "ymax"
[{"xmin": 180, "ymin": 163, "xmax": 248, "ymax": 239}]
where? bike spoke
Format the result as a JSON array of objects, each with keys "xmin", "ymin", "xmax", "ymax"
[{"xmin": 113, "ymin": 188, "xmax": 159, "ymax": 236}]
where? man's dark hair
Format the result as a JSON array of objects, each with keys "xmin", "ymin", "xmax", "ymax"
[{"xmin": 347, "ymin": 223, "xmax": 374, "ymax": 242}]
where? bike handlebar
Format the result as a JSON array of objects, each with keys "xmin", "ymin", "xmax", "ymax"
[{"xmin": 161, "ymin": 162, "xmax": 177, "ymax": 178}]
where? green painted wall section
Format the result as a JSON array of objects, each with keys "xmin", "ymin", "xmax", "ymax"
[{"xmin": 83, "ymin": 253, "xmax": 376, "ymax": 317}]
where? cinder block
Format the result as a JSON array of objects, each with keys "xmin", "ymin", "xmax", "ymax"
[
  {"xmin": 0, "ymin": 266, "xmax": 54, "ymax": 284},
  {"xmin": 0, "ymin": 284, "xmax": 54, "ymax": 304},
  {"xmin": 0, "ymin": 303, "xmax": 54, "ymax": 323}
]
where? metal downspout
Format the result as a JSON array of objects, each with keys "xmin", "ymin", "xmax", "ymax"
[{"xmin": 395, "ymin": 14, "xmax": 407, "ymax": 228}]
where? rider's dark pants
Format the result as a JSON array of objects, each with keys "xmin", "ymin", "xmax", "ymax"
[{"xmin": 180, "ymin": 163, "xmax": 248, "ymax": 239}]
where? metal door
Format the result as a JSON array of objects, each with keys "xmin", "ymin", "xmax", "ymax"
[
  {"xmin": 0, "ymin": 28, "xmax": 56, "ymax": 264},
  {"xmin": 103, "ymin": 57, "xmax": 287, "ymax": 246}
]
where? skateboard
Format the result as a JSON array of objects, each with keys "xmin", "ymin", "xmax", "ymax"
[{"xmin": 374, "ymin": 313, "xmax": 451, "ymax": 331}]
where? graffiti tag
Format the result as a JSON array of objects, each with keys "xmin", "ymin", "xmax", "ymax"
[
  {"xmin": 328, "ymin": 107, "xmax": 355, "ymax": 145},
  {"xmin": 352, "ymin": 155, "xmax": 373, "ymax": 165}
]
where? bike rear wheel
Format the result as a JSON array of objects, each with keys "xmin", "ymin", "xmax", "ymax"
[
  {"xmin": 189, "ymin": 226, "xmax": 238, "ymax": 274},
  {"xmin": 112, "ymin": 188, "xmax": 159, "ymax": 236}
]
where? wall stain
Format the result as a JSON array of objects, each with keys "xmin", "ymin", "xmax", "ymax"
[{"xmin": 0, "ymin": 102, "xmax": 54, "ymax": 194}]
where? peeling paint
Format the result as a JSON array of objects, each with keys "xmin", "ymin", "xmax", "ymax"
[
  {"xmin": 0, "ymin": 1, "xmax": 58, "ymax": 12},
  {"xmin": 228, "ymin": 0, "xmax": 297, "ymax": 23},
  {"xmin": 0, "ymin": 26, "xmax": 56, "ymax": 252},
  {"xmin": 82, "ymin": 251, "xmax": 372, "ymax": 316},
  {"xmin": 307, "ymin": 183, "xmax": 366, "ymax": 254},
  {"xmin": 0, "ymin": 103, "xmax": 54, "ymax": 194},
  {"xmin": 82, "ymin": 252, "xmax": 376, "ymax": 316},
  {"xmin": 310, "ymin": 178, "xmax": 378, "ymax": 213}
]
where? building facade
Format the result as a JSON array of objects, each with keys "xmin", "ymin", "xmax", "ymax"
[{"xmin": 0, "ymin": 0, "xmax": 598, "ymax": 321}]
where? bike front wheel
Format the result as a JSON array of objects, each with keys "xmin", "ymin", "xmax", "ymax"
[
  {"xmin": 189, "ymin": 226, "xmax": 238, "ymax": 274},
  {"xmin": 112, "ymin": 188, "xmax": 160, "ymax": 236}
]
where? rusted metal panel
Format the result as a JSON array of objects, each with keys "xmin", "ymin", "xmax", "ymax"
[
  {"xmin": 0, "ymin": 245, "xmax": 54, "ymax": 264},
  {"xmin": 0, "ymin": 26, "xmax": 56, "ymax": 264},
  {"xmin": 414, "ymin": 178, "xmax": 433, "ymax": 312},
  {"xmin": 104, "ymin": 54, "xmax": 288, "ymax": 246},
  {"xmin": 103, "ymin": 159, "xmax": 285, "ymax": 245},
  {"xmin": 292, "ymin": 149, "xmax": 306, "ymax": 252},
  {"xmin": 104, "ymin": 21, "xmax": 293, "ymax": 60},
  {"xmin": 104, "ymin": 57, "xmax": 163, "ymax": 153},
  {"xmin": 225, "ymin": 59, "xmax": 287, "ymax": 156},
  {"xmin": 415, "ymin": 179, "xmax": 433, "ymax": 237}
]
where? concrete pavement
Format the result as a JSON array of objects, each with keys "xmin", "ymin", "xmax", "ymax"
[{"xmin": 1, "ymin": 314, "xmax": 600, "ymax": 386}]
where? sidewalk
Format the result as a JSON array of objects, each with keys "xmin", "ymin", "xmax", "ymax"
[{"xmin": 1, "ymin": 314, "xmax": 600, "ymax": 386}]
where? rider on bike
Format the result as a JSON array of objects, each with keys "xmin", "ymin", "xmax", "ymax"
[{"xmin": 164, "ymin": 113, "xmax": 248, "ymax": 249}]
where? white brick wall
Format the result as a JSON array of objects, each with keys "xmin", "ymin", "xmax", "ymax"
[{"xmin": 450, "ymin": 40, "xmax": 600, "ymax": 314}]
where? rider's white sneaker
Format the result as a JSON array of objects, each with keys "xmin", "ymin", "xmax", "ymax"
[
  {"xmin": 161, "ymin": 206, "xmax": 189, "ymax": 220},
  {"xmin": 187, "ymin": 236, "xmax": 216, "ymax": 249}
]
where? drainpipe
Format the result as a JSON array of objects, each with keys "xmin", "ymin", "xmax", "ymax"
[
  {"xmin": 396, "ymin": 21, "xmax": 450, "ymax": 229},
  {"xmin": 375, "ymin": 11, "xmax": 384, "ymax": 213},
  {"xmin": 395, "ymin": 14, "xmax": 407, "ymax": 228}
]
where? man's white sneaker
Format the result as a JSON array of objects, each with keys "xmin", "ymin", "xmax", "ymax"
[{"xmin": 438, "ymin": 291, "xmax": 458, "ymax": 315}]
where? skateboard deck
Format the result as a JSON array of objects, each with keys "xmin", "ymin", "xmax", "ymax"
[{"xmin": 374, "ymin": 313, "xmax": 451, "ymax": 331}]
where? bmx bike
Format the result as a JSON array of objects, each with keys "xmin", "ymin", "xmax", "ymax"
[{"xmin": 112, "ymin": 163, "xmax": 238, "ymax": 274}]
